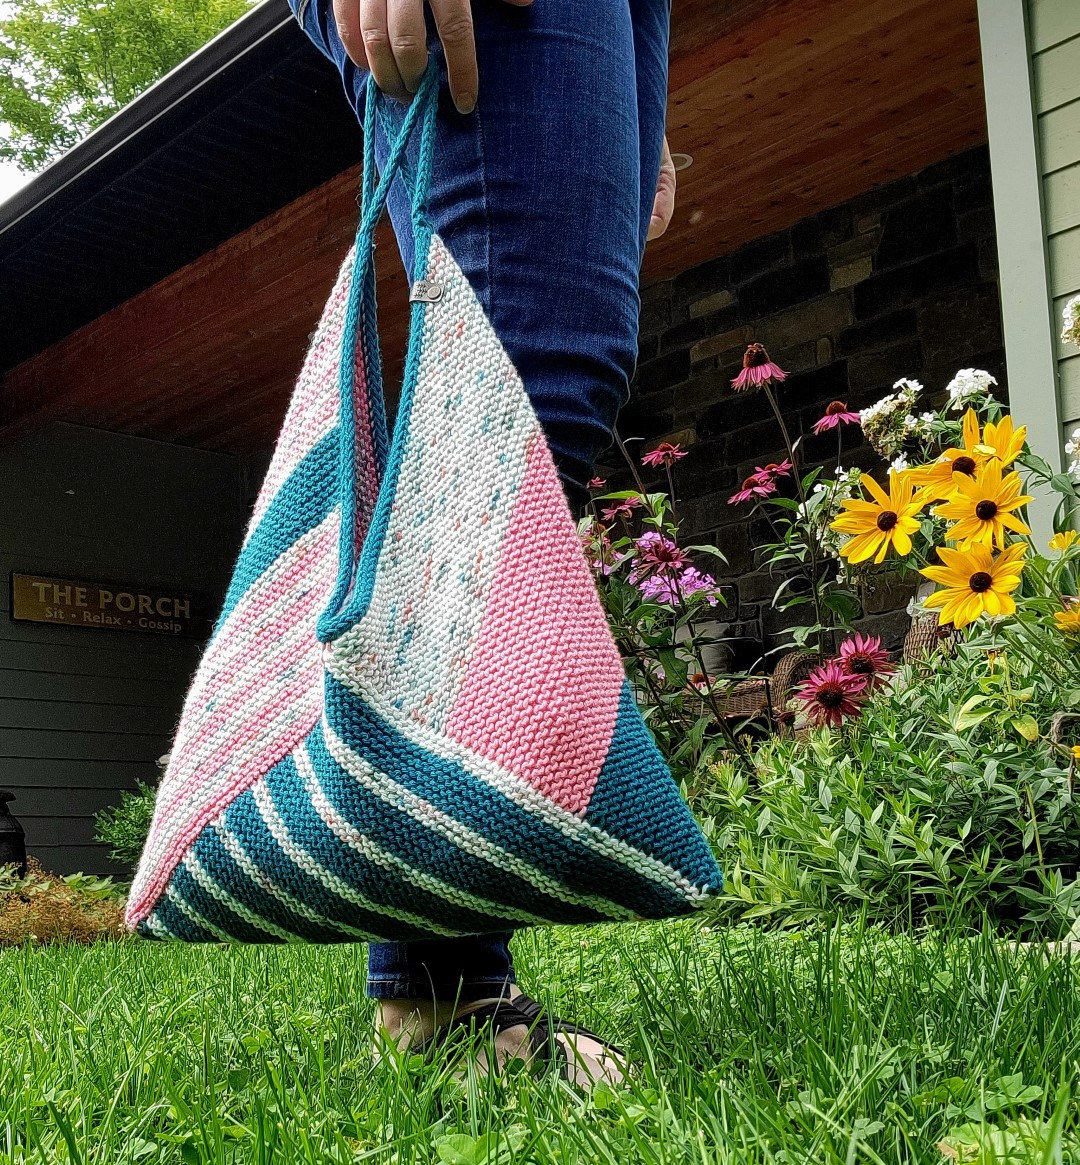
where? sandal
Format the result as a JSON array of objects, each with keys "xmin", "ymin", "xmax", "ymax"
[
  {"xmin": 412, "ymin": 998, "xmax": 566, "ymax": 1075},
  {"xmin": 512, "ymin": 993, "xmax": 628, "ymax": 1086}
]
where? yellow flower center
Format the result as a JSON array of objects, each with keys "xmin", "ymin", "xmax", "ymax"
[
  {"xmin": 876, "ymin": 511, "xmax": 898, "ymax": 532},
  {"xmin": 969, "ymin": 571, "xmax": 993, "ymax": 593}
]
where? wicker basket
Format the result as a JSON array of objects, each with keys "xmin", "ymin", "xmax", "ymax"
[
  {"xmin": 708, "ymin": 649, "xmax": 819, "ymax": 724},
  {"xmin": 902, "ymin": 613, "xmax": 960, "ymax": 664}
]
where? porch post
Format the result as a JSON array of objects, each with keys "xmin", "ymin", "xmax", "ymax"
[{"xmin": 976, "ymin": 0, "xmax": 1063, "ymax": 541}]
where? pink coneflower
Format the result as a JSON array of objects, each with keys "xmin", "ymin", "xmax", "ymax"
[
  {"xmin": 813, "ymin": 401, "xmax": 861, "ymax": 435},
  {"xmin": 837, "ymin": 634, "xmax": 895, "ymax": 690},
  {"xmin": 641, "ymin": 442, "xmax": 688, "ymax": 469},
  {"xmin": 630, "ymin": 532, "xmax": 691, "ymax": 580},
  {"xmin": 600, "ymin": 496, "xmax": 644, "ymax": 522},
  {"xmin": 794, "ymin": 661, "xmax": 867, "ymax": 729},
  {"xmin": 587, "ymin": 476, "xmax": 608, "ymax": 490},
  {"xmin": 729, "ymin": 475, "xmax": 778, "ymax": 505},
  {"xmin": 750, "ymin": 459, "xmax": 793, "ymax": 485},
  {"xmin": 732, "ymin": 343, "xmax": 787, "ymax": 392}
]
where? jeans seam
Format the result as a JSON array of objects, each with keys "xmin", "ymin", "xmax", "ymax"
[
  {"xmin": 473, "ymin": 103, "xmax": 494, "ymax": 323},
  {"xmin": 295, "ymin": 0, "xmax": 311, "ymax": 28}
]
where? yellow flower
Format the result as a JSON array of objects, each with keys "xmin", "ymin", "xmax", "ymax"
[
  {"xmin": 1071, "ymin": 745, "xmax": 1080, "ymax": 761},
  {"xmin": 831, "ymin": 471, "xmax": 929, "ymax": 564},
  {"xmin": 920, "ymin": 542, "xmax": 1027, "ymax": 629},
  {"xmin": 1054, "ymin": 607, "xmax": 1080, "ymax": 634},
  {"xmin": 981, "ymin": 413, "xmax": 1026, "ymax": 466},
  {"xmin": 933, "ymin": 460, "xmax": 1033, "ymax": 549},
  {"xmin": 907, "ymin": 410, "xmax": 987, "ymax": 499},
  {"xmin": 1049, "ymin": 531, "xmax": 1079, "ymax": 553},
  {"xmin": 909, "ymin": 411, "xmax": 1027, "ymax": 500}
]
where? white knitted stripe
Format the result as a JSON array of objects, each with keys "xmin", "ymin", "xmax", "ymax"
[
  {"xmin": 212, "ymin": 820, "xmax": 375, "ymax": 941},
  {"xmin": 322, "ymin": 667, "xmax": 709, "ymax": 903},
  {"xmin": 182, "ymin": 852, "xmax": 303, "ymax": 943},
  {"xmin": 319, "ymin": 721, "xmax": 636, "ymax": 920},
  {"xmin": 330, "ymin": 237, "xmax": 535, "ymax": 733},
  {"xmin": 165, "ymin": 885, "xmax": 238, "ymax": 944},
  {"xmin": 184, "ymin": 513, "xmax": 339, "ymax": 721},
  {"xmin": 294, "ymin": 742, "xmax": 550, "ymax": 927},
  {"xmin": 146, "ymin": 541, "xmax": 335, "ymax": 827},
  {"xmin": 142, "ymin": 911, "xmax": 176, "ymax": 940},
  {"xmin": 250, "ymin": 778, "xmax": 461, "ymax": 937}
]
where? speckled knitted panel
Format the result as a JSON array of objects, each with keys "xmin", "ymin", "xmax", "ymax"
[{"xmin": 128, "ymin": 230, "xmax": 723, "ymax": 942}]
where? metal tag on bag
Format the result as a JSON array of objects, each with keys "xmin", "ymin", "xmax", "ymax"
[{"xmin": 410, "ymin": 279, "xmax": 444, "ymax": 304}]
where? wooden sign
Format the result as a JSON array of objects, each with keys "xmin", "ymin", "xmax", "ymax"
[{"xmin": 10, "ymin": 574, "xmax": 211, "ymax": 639}]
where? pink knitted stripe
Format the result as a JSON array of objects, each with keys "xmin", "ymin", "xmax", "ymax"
[
  {"xmin": 445, "ymin": 430, "xmax": 624, "ymax": 815},
  {"xmin": 127, "ymin": 524, "xmax": 337, "ymax": 922},
  {"xmin": 183, "ymin": 519, "xmax": 338, "ymax": 713},
  {"xmin": 156, "ymin": 575, "xmax": 328, "ymax": 818},
  {"xmin": 126, "ymin": 694, "xmax": 321, "ymax": 924}
]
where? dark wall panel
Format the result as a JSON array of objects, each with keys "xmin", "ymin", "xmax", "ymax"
[{"xmin": 0, "ymin": 422, "xmax": 244, "ymax": 875}]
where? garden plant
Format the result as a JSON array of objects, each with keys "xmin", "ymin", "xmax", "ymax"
[{"xmin": 3, "ymin": 299, "xmax": 1080, "ymax": 1162}]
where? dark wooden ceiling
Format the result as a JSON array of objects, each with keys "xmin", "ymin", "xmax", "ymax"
[{"xmin": 2, "ymin": 0, "xmax": 987, "ymax": 456}]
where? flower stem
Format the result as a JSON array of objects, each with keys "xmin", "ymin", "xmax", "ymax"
[{"xmin": 763, "ymin": 384, "xmax": 827, "ymax": 653}]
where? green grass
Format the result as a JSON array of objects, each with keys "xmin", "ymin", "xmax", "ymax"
[{"xmin": 2, "ymin": 922, "xmax": 1080, "ymax": 1163}]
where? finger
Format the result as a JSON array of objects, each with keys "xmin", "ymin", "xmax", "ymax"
[
  {"xmin": 648, "ymin": 139, "xmax": 677, "ymax": 241},
  {"xmin": 430, "ymin": 0, "xmax": 478, "ymax": 113},
  {"xmin": 359, "ymin": 0, "xmax": 409, "ymax": 102},
  {"xmin": 387, "ymin": 0, "xmax": 428, "ymax": 93},
  {"xmin": 332, "ymin": 0, "xmax": 368, "ymax": 69}
]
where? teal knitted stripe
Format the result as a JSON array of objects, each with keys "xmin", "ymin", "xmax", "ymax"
[
  {"xmin": 216, "ymin": 429, "xmax": 338, "ymax": 632},
  {"xmin": 321, "ymin": 673, "xmax": 705, "ymax": 918}
]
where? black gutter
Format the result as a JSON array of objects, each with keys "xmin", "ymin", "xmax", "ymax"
[{"xmin": 0, "ymin": 0, "xmax": 296, "ymax": 249}]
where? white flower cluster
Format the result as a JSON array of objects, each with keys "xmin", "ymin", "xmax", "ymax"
[
  {"xmin": 890, "ymin": 454, "xmax": 910, "ymax": 473},
  {"xmin": 859, "ymin": 379, "xmax": 923, "ymax": 457},
  {"xmin": 1066, "ymin": 426, "xmax": 1080, "ymax": 482},
  {"xmin": 945, "ymin": 368, "xmax": 996, "ymax": 412},
  {"xmin": 1064, "ymin": 295, "xmax": 1080, "ymax": 349},
  {"xmin": 810, "ymin": 467, "xmax": 864, "ymax": 568}
]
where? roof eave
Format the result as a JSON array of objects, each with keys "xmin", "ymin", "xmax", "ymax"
[{"xmin": 0, "ymin": 0, "xmax": 293, "ymax": 242}]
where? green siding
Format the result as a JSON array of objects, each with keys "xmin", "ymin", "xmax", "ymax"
[
  {"xmin": 1030, "ymin": 0, "xmax": 1080, "ymax": 429},
  {"xmin": 1030, "ymin": 0, "xmax": 1079, "ymax": 51},
  {"xmin": 1039, "ymin": 99, "xmax": 1080, "ymax": 172},
  {"xmin": 0, "ymin": 422, "xmax": 244, "ymax": 875}
]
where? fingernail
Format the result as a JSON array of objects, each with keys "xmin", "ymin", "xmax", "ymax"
[{"xmin": 456, "ymin": 94, "xmax": 476, "ymax": 115}]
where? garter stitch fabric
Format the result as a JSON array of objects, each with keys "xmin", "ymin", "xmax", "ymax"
[{"xmin": 127, "ymin": 74, "xmax": 722, "ymax": 943}]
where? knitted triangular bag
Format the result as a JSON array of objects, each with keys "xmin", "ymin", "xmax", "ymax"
[{"xmin": 127, "ymin": 71, "xmax": 721, "ymax": 943}]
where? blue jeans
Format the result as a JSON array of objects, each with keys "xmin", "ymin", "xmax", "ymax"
[{"xmin": 288, "ymin": 0, "xmax": 670, "ymax": 1001}]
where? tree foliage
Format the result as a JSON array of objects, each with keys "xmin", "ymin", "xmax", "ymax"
[{"xmin": 0, "ymin": 0, "xmax": 253, "ymax": 171}]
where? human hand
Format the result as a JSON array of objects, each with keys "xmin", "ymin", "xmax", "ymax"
[{"xmin": 333, "ymin": 0, "xmax": 534, "ymax": 115}]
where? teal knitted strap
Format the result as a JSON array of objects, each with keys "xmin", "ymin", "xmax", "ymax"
[{"xmin": 317, "ymin": 67, "xmax": 439, "ymax": 643}]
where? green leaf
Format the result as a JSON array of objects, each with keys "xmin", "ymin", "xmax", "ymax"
[
  {"xmin": 685, "ymin": 543, "xmax": 727, "ymax": 562},
  {"xmin": 1011, "ymin": 715, "xmax": 1040, "ymax": 743},
  {"xmin": 436, "ymin": 1134, "xmax": 484, "ymax": 1165},
  {"xmin": 954, "ymin": 695, "xmax": 993, "ymax": 732},
  {"xmin": 821, "ymin": 590, "xmax": 859, "ymax": 622},
  {"xmin": 657, "ymin": 647, "xmax": 689, "ymax": 690}
]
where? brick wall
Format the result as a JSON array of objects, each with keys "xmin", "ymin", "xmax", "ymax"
[{"xmin": 607, "ymin": 146, "xmax": 1005, "ymax": 658}]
